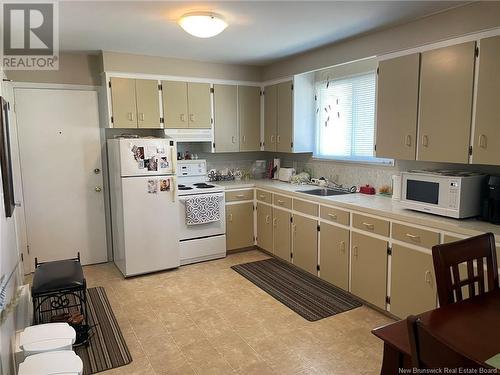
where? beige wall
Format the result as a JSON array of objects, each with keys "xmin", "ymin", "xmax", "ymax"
[
  {"xmin": 263, "ymin": 2, "xmax": 500, "ymax": 80},
  {"xmin": 102, "ymin": 51, "xmax": 262, "ymax": 82},
  {"xmin": 6, "ymin": 52, "xmax": 101, "ymax": 85}
]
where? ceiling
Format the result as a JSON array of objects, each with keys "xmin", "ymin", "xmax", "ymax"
[{"xmin": 60, "ymin": 1, "xmax": 463, "ymax": 66}]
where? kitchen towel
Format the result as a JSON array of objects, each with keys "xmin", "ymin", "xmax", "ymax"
[{"xmin": 185, "ymin": 194, "xmax": 221, "ymax": 225}]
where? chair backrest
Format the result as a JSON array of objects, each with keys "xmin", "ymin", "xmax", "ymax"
[
  {"xmin": 407, "ymin": 315, "xmax": 493, "ymax": 370},
  {"xmin": 432, "ymin": 233, "xmax": 498, "ymax": 307}
]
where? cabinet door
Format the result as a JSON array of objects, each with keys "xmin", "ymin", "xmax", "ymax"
[
  {"xmin": 351, "ymin": 232, "xmax": 387, "ymax": 309},
  {"xmin": 277, "ymin": 81, "xmax": 293, "ymax": 153},
  {"xmin": 320, "ymin": 223, "xmax": 349, "ymax": 290},
  {"xmin": 257, "ymin": 203, "xmax": 273, "ymax": 252},
  {"xmin": 226, "ymin": 202, "xmax": 254, "ymax": 251},
  {"xmin": 292, "ymin": 214, "xmax": 318, "ymax": 275},
  {"xmin": 187, "ymin": 82, "xmax": 212, "ymax": 128},
  {"xmin": 110, "ymin": 77, "xmax": 137, "ymax": 128},
  {"xmin": 136, "ymin": 79, "xmax": 161, "ymax": 128},
  {"xmin": 162, "ymin": 81, "xmax": 188, "ymax": 129},
  {"xmin": 376, "ymin": 54, "xmax": 419, "ymax": 160},
  {"xmin": 418, "ymin": 42, "xmax": 475, "ymax": 163},
  {"xmin": 472, "ymin": 36, "xmax": 500, "ymax": 166},
  {"xmin": 264, "ymin": 85, "xmax": 277, "ymax": 151},
  {"xmin": 238, "ymin": 86, "xmax": 261, "ymax": 151},
  {"xmin": 390, "ymin": 245, "xmax": 436, "ymax": 318},
  {"xmin": 213, "ymin": 84, "xmax": 238, "ymax": 152},
  {"xmin": 273, "ymin": 208, "xmax": 291, "ymax": 262}
]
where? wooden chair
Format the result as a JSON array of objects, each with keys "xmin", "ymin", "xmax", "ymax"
[
  {"xmin": 407, "ymin": 315, "xmax": 494, "ymax": 370},
  {"xmin": 432, "ymin": 233, "xmax": 499, "ymax": 307}
]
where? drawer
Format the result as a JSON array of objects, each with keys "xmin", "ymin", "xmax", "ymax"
[
  {"xmin": 256, "ymin": 189, "xmax": 272, "ymax": 203},
  {"xmin": 293, "ymin": 199, "xmax": 319, "ymax": 216},
  {"xmin": 320, "ymin": 206, "xmax": 349, "ymax": 226},
  {"xmin": 273, "ymin": 194, "xmax": 292, "ymax": 209},
  {"xmin": 225, "ymin": 189, "xmax": 254, "ymax": 202},
  {"xmin": 352, "ymin": 213, "xmax": 389, "ymax": 237},
  {"xmin": 392, "ymin": 223, "xmax": 439, "ymax": 249}
]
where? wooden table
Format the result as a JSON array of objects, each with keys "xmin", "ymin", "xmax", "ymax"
[{"xmin": 372, "ymin": 289, "xmax": 500, "ymax": 374}]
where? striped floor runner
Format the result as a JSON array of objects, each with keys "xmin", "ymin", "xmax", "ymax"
[
  {"xmin": 40, "ymin": 287, "xmax": 132, "ymax": 374},
  {"xmin": 231, "ymin": 258, "xmax": 362, "ymax": 321}
]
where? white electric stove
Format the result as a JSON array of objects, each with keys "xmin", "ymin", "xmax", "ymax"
[{"xmin": 176, "ymin": 160, "xmax": 226, "ymax": 265}]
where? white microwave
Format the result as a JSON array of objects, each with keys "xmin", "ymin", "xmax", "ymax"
[{"xmin": 400, "ymin": 171, "xmax": 487, "ymax": 219}]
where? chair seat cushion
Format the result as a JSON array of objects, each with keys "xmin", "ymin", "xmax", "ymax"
[{"xmin": 32, "ymin": 260, "xmax": 85, "ymax": 295}]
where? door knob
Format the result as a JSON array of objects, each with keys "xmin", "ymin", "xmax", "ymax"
[
  {"xmin": 95, "ymin": 186, "xmax": 102, "ymax": 192},
  {"xmin": 94, "ymin": 168, "xmax": 100, "ymax": 174}
]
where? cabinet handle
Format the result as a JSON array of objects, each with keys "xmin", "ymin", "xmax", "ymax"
[
  {"xmin": 180, "ymin": 114, "xmax": 186, "ymax": 122},
  {"xmin": 422, "ymin": 135, "xmax": 429, "ymax": 147},
  {"xmin": 139, "ymin": 113, "xmax": 145, "ymax": 121},
  {"xmin": 277, "ymin": 199, "xmax": 285, "ymax": 205},
  {"xmin": 405, "ymin": 135, "xmax": 412, "ymax": 147},
  {"xmin": 362, "ymin": 222, "xmax": 374, "ymax": 230},
  {"xmin": 232, "ymin": 136, "xmax": 236, "ymax": 144},
  {"xmin": 190, "ymin": 114, "xmax": 195, "ymax": 122},
  {"xmin": 405, "ymin": 233, "xmax": 421, "ymax": 241},
  {"xmin": 328, "ymin": 213, "xmax": 338, "ymax": 220},
  {"xmin": 127, "ymin": 112, "xmax": 134, "ymax": 121},
  {"xmin": 228, "ymin": 213, "xmax": 233, "ymax": 223},
  {"xmin": 292, "ymin": 223, "xmax": 297, "ymax": 233},
  {"xmin": 479, "ymin": 134, "xmax": 487, "ymax": 149},
  {"xmin": 353, "ymin": 246, "xmax": 359, "ymax": 258},
  {"xmin": 235, "ymin": 194, "xmax": 245, "ymax": 198},
  {"xmin": 277, "ymin": 135, "xmax": 281, "ymax": 144},
  {"xmin": 425, "ymin": 270, "xmax": 432, "ymax": 284},
  {"xmin": 259, "ymin": 194, "xmax": 266, "ymax": 199},
  {"xmin": 242, "ymin": 135, "xmax": 246, "ymax": 143},
  {"xmin": 270, "ymin": 135, "xmax": 275, "ymax": 144},
  {"xmin": 339, "ymin": 241, "xmax": 345, "ymax": 253},
  {"xmin": 273, "ymin": 217, "xmax": 277, "ymax": 227},
  {"xmin": 265, "ymin": 215, "xmax": 270, "ymax": 224}
]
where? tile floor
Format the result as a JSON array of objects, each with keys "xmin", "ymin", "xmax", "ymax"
[{"xmin": 80, "ymin": 250, "xmax": 394, "ymax": 375}]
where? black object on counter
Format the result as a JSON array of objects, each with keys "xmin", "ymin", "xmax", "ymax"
[{"xmin": 483, "ymin": 176, "xmax": 500, "ymax": 224}]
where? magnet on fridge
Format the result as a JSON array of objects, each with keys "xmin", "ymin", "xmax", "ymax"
[
  {"xmin": 160, "ymin": 179, "xmax": 170, "ymax": 192},
  {"xmin": 132, "ymin": 146, "xmax": 144, "ymax": 162},
  {"xmin": 160, "ymin": 157, "xmax": 169, "ymax": 169},
  {"xmin": 138, "ymin": 160, "xmax": 145, "ymax": 169},
  {"xmin": 147, "ymin": 180, "xmax": 158, "ymax": 194},
  {"xmin": 144, "ymin": 157, "xmax": 158, "ymax": 171},
  {"xmin": 157, "ymin": 147, "xmax": 165, "ymax": 154}
]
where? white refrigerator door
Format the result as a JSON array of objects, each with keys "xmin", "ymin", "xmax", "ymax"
[
  {"xmin": 119, "ymin": 138, "xmax": 176, "ymax": 177},
  {"xmin": 121, "ymin": 176, "xmax": 179, "ymax": 276}
]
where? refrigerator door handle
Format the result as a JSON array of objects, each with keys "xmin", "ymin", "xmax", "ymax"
[
  {"xmin": 171, "ymin": 176, "xmax": 176, "ymax": 202},
  {"xmin": 171, "ymin": 145, "xmax": 177, "ymax": 174}
]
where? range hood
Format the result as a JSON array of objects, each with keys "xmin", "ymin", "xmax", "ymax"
[{"xmin": 164, "ymin": 128, "xmax": 213, "ymax": 143}]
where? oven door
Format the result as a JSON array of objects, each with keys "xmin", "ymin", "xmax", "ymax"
[{"xmin": 178, "ymin": 192, "xmax": 226, "ymax": 241}]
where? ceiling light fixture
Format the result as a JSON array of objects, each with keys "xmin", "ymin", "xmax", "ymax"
[{"xmin": 178, "ymin": 12, "xmax": 228, "ymax": 38}]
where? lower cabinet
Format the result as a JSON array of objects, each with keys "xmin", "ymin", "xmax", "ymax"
[
  {"xmin": 273, "ymin": 208, "xmax": 291, "ymax": 262},
  {"xmin": 257, "ymin": 203, "xmax": 273, "ymax": 252},
  {"xmin": 390, "ymin": 244, "xmax": 436, "ymax": 318},
  {"xmin": 351, "ymin": 232, "xmax": 388, "ymax": 309},
  {"xmin": 319, "ymin": 223, "xmax": 349, "ymax": 291},
  {"xmin": 292, "ymin": 214, "xmax": 318, "ymax": 275},
  {"xmin": 226, "ymin": 202, "xmax": 254, "ymax": 251}
]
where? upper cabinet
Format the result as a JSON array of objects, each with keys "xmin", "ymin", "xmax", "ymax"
[
  {"xmin": 110, "ymin": 78, "xmax": 161, "ymax": 129},
  {"xmin": 162, "ymin": 81, "xmax": 211, "ymax": 129},
  {"xmin": 213, "ymin": 84, "xmax": 238, "ymax": 152},
  {"xmin": 263, "ymin": 73, "xmax": 315, "ymax": 153},
  {"xmin": 472, "ymin": 35, "xmax": 500, "ymax": 166},
  {"xmin": 375, "ymin": 54, "xmax": 420, "ymax": 160},
  {"xmin": 418, "ymin": 42, "xmax": 476, "ymax": 164},
  {"xmin": 238, "ymin": 85, "xmax": 261, "ymax": 152}
]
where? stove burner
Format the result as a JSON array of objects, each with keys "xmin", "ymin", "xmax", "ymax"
[
  {"xmin": 178, "ymin": 184, "xmax": 186, "ymax": 187},
  {"xmin": 178, "ymin": 186, "xmax": 193, "ymax": 190},
  {"xmin": 196, "ymin": 184, "xmax": 215, "ymax": 189}
]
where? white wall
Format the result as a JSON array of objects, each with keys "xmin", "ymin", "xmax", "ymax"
[{"xmin": 0, "ymin": 74, "xmax": 24, "ymax": 375}]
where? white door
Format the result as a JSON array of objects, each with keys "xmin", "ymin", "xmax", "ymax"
[
  {"xmin": 121, "ymin": 176, "xmax": 179, "ymax": 276},
  {"xmin": 14, "ymin": 88, "xmax": 107, "ymax": 269}
]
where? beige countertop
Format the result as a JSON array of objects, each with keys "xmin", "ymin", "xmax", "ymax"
[{"xmin": 214, "ymin": 179, "xmax": 500, "ymax": 241}]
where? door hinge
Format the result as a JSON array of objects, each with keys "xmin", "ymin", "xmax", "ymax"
[
  {"xmin": 253, "ymin": 236, "xmax": 256, "ymax": 242},
  {"xmin": 290, "ymin": 252, "xmax": 293, "ymax": 259},
  {"xmin": 317, "ymin": 225, "xmax": 320, "ymax": 232},
  {"xmin": 475, "ymin": 47, "xmax": 479, "ymax": 58},
  {"xmin": 20, "ymin": 253, "xmax": 24, "ymax": 262},
  {"xmin": 290, "ymin": 216, "xmax": 293, "ymax": 223},
  {"xmin": 314, "ymin": 94, "xmax": 317, "ymax": 101},
  {"xmin": 387, "ymin": 246, "xmax": 392, "ymax": 256},
  {"xmin": 260, "ymin": 90, "xmax": 263, "ymax": 96},
  {"xmin": 210, "ymin": 87, "xmax": 215, "ymax": 94},
  {"xmin": 291, "ymin": 142, "xmax": 294, "ymax": 149},
  {"xmin": 469, "ymin": 146, "xmax": 473, "ymax": 156},
  {"xmin": 7, "ymin": 102, "xmax": 10, "ymax": 111},
  {"xmin": 386, "ymin": 296, "xmax": 391, "ymax": 304},
  {"xmin": 374, "ymin": 144, "xmax": 377, "ymax": 152},
  {"xmin": 158, "ymin": 83, "xmax": 162, "ymax": 90},
  {"xmin": 110, "ymin": 116, "xmax": 114, "ymax": 124},
  {"xmin": 316, "ymin": 264, "xmax": 320, "ymax": 271},
  {"xmin": 253, "ymin": 204, "xmax": 256, "ymax": 211},
  {"xmin": 259, "ymin": 141, "xmax": 262, "ymax": 147},
  {"xmin": 211, "ymin": 118, "xmax": 214, "ymax": 124},
  {"xmin": 108, "ymin": 81, "xmax": 111, "ymax": 88},
  {"xmin": 377, "ymin": 67, "xmax": 379, "ymax": 75},
  {"xmin": 160, "ymin": 117, "xmax": 164, "ymax": 124},
  {"xmin": 212, "ymin": 142, "xmax": 216, "ymax": 149},
  {"xmin": 291, "ymin": 84, "xmax": 294, "ymax": 91},
  {"xmin": 26, "ymin": 245, "xmax": 30, "ymax": 255}
]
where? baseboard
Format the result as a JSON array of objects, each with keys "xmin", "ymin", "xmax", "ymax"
[{"xmin": 227, "ymin": 246, "xmax": 258, "ymax": 255}]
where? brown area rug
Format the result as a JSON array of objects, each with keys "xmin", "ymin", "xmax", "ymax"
[
  {"xmin": 231, "ymin": 258, "xmax": 362, "ymax": 321},
  {"xmin": 40, "ymin": 287, "xmax": 132, "ymax": 374}
]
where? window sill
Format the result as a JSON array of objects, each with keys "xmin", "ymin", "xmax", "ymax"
[{"xmin": 311, "ymin": 156, "xmax": 395, "ymax": 167}]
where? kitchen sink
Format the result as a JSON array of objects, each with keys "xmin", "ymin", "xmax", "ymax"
[{"xmin": 298, "ymin": 188, "xmax": 351, "ymax": 197}]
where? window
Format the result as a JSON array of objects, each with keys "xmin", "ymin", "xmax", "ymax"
[{"xmin": 314, "ymin": 71, "xmax": 391, "ymax": 164}]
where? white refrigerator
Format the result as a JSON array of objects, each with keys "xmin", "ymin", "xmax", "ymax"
[{"xmin": 107, "ymin": 137, "xmax": 179, "ymax": 277}]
